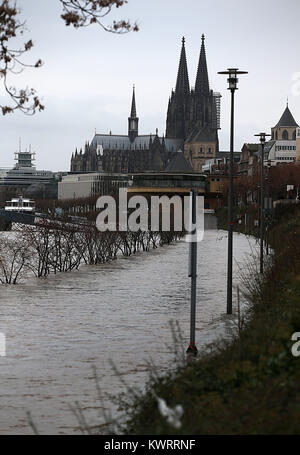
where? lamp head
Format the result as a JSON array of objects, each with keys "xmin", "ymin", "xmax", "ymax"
[
  {"xmin": 254, "ymin": 132, "xmax": 272, "ymax": 144},
  {"xmin": 218, "ymin": 68, "xmax": 248, "ymax": 91}
]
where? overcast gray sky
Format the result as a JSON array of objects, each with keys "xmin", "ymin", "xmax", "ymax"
[{"xmin": 0, "ymin": 0, "xmax": 299, "ymax": 171}]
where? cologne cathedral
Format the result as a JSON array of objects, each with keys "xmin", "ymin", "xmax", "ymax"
[{"xmin": 70, "ymin": 35, "xmax": 220, "ymax": 174}]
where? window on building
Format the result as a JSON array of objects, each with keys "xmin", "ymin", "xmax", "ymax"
[
  {"xmin": 282, "ymin": 130, "xmax": 289, "ymax": 140},
  {"xmin": 293, "ymin": 130, "xmax": 296, "ymax": 140}
]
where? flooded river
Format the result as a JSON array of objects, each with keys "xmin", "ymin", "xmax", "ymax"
[{"xmin": 0, "ymin": 228, "xmax": 257, "ymax": 434}]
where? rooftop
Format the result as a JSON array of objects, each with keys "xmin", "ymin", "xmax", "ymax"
[
  {"xmin": 165, "ymin": 151, "xmax": 194, "ymax": 173},
  {"xmin": 275, "ymin": 105, "xmax": 299, "ymax": 128},
  {"xmin": 90, "ymin": 134, "xmax": 183, "ymax": 153}
]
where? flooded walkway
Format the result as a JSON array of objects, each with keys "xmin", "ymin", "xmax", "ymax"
[{"xmin": 0, "ymin": 229, "xmax": 257, "ymax": 434}]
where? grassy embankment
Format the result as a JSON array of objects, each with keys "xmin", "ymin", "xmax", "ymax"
[{"xmin": 121, "ymin": 204, "xmax": 300, "ymax": 434}]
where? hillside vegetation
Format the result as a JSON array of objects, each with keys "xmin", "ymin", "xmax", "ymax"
[{"xmin": 121, "ymin": 205, "xmax": 300, "ymax": 434}]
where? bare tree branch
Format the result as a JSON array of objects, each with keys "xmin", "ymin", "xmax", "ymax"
[
  {"xmin": 0, "ymin": 0, "xmax": 137, "ymax": 116},
  {"xmin": 58, "ymin": 0, "xmax": 138, "ymax": 32},
  {"xmin": 0, "ymin": 0, "xmax": 44, "ymax": 115}
]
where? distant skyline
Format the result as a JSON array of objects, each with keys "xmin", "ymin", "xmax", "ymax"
[{"xmin": 0, "ymin": 0, "xmax": 300, "ymax": 171}]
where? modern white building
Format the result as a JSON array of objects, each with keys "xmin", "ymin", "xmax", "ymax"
[
  {"xmin": 0, "ymin": 149, "xmax": 59, "ymax": 205},
  {"xmin": 296, "ymin": 127, "xmax": 300, "ymax": 162},
  {"xmin": 0, "ymin": 150, "xmax": 55, "ymax": 186},
  {"xmin": 58, "ymin": 172, "xmax": 128, "ymax": 200},
  {"xmin": 265, "ymin": 140, "xmax": 296, "ymax": 165}
]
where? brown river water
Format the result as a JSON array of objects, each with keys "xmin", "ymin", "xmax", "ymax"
[{"xmin": 0, "ymin": 227, "xmax": 258, "ymax": 434}]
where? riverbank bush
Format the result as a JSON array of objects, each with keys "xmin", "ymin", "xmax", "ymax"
[{"xmin": 121, "ymin": 205, "xmax": 300, "ymax": 434}]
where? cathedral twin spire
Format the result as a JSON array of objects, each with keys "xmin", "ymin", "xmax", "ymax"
[
  {"xmin": 175, "ymin": 37, "xmax": 190, "ymax": 95},
  {"xmin": 175, "ymin": 34, "xmax": 210, "ymax": 96},
  {"xmin": 195, "ymin": 34, "xmax": 210, "ymax": 94},
  {"xmin": 129, "ymin": 35, "xmax": 211, "ymax": 143},
  {"xmin": 166, "ymin": 34, "xmax": 216, "ymax": 140}
]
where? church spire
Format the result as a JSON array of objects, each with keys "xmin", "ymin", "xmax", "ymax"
[
  {"xmin": 175, "ymin": 37, "xmax": 190, "ymax": 95},
  {"xmin": 130, "ymin": 84, "xmax": 137, "ymax": 117},
  {"xmin": 195, "ymin": 34, "xmax": 209, "ymax": 94},
  {"xmin": 128, "ymin": 85, "xmax": 139, "ymax": 142}
]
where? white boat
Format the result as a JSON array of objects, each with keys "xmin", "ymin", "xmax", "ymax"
[{"xmin": 5, "ymin": 196, "xmax": 35, "ymax": 213}]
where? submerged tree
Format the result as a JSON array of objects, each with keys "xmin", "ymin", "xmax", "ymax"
[
  {"xmin": 0, "ymin": 0, "xmax": 137, "ymax": 115},
  {"xmin": 0, "ymin": 233, "xmax": 30, "ymax": 283}
]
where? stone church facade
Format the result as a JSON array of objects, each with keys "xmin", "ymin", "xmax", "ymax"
[{"xmin": 71, "ymin": 36, "xmax": 220, "ymax": 174}]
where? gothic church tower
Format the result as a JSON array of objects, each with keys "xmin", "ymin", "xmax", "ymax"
[
  {"xmin": 166, "ymin": 37, "xmax": 190, "ymax": 140},
  {"xmin": 128, "ymin": 85, "xmax": 139, "ymax": 142},
  {"xmin": 166, "ymin": 35, "xmax": 220, "ymax": 171}
]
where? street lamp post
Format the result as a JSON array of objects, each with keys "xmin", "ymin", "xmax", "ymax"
[
  {"xmin": 266, "ymin": 159, "xmax": 272, "ymax": 256},
  {"xmin": 254, "ymin": 133, "xmax": 271, "ymax": 273},
  {"xmin": 187, "ymin": 187, "xmax": 198, "ymax": 355},
  {"xmin": 218, "ymin": 68, "xmax": 248, "ymax": 314}
]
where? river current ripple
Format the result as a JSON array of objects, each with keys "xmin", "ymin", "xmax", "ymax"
[{"xmin": 0, "ymin": 228, "xmax": 258, "ymax": 434}]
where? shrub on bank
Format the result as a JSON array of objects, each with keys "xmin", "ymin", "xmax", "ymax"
[{"xmin": 121, "ymin": 205, "xmax": 300, "ymax": 434}]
